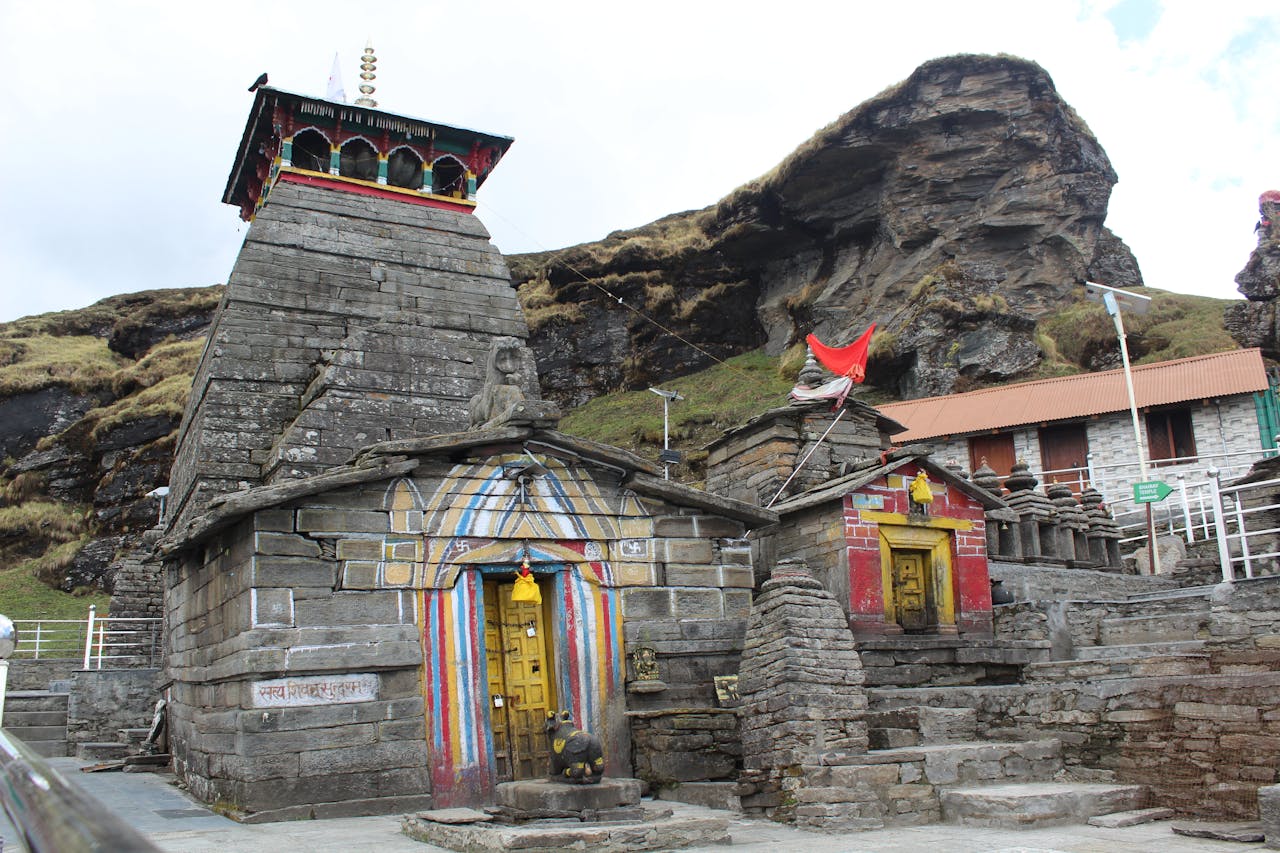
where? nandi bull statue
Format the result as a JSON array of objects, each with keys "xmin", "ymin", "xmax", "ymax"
[{"xmin": 544, "ymin": 710, "xmax": 605, "ymax": 784}]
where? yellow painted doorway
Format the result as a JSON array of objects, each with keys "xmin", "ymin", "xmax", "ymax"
[{"xmin": 483, "ymin": 579, "xmax": 555, "ymax": 782}]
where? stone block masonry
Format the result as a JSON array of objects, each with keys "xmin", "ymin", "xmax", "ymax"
[{"xmin": 167, "ymin": 179, "xmax": 537, "ymax": 534}]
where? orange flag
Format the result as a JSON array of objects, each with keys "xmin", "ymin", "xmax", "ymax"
[{"xmin": 806, "ymin": 324, "xmax": 876, "ymax": 383}]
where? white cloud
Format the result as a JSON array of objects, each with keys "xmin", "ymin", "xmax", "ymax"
[{"xmin": 1, "ymin": 0, "xmax": 1276, "ymax": 321}]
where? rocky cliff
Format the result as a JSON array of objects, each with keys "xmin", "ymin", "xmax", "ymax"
[
  {"xmin": 511, "ymin": 54, "xmax": 1142, "ymax": 404},
  {"xmin": 1226, "ymin": 192, "xmax": 1280, "ymax": 354},
  {"xmin": 0, "ymin": 287, "xmax": 221, "ymax": 595}
]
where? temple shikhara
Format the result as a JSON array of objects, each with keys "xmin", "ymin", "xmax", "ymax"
[{"xmin": 35, "ymin": 50, "xmax": 1280, "ymax": 847}]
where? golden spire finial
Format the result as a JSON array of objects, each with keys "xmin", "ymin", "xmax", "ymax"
[{"xmin": 354, "ymin": 39, "xmax": 378, "ymax": 107}]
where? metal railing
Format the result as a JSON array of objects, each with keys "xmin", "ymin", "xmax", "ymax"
[
  {"xmin": 10, "ymin": 619, "xmax": 90, "ymax": 660},
  {"xmin": 8, "ymin": 608, "xmax": 161, "ymax": 669},
  {"xmin": 82, "ymin": 606, "xmax": 162, "ymax": 670},
  {"xmin": 1208, "ymin": 469, "xmax": 1280, "ymax": 582},
  {"xmin": 1031, "ymin": 444, "xmax": 1280, "ymax": 547},
  {"xmin": 0, "ymin": 728, "xmax": 161, "ymax": 851}
]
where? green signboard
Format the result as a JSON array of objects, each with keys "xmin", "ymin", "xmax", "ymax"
[{"xmin": 1133, "ymin": 480, "xmax": 1173, "ymax": 504}]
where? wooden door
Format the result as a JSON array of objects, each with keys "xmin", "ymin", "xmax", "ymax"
[
  {"xmin": 969, "ymin": 433, "xmax": 1015, "ymax": 478},
  {"xmin": 483, "ymin": 580, "xmax": 553, "ymax": 782},
  {"xmin": 891, "ymin": 550, "xmax": 933, "ymax": 632},
  {"xmin": 1038, "ymin": 423, "xmax": 1089, "ymax": 490}
]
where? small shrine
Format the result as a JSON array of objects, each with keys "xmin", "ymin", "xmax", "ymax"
[{"xmin": 224, "ymin": 47, "xmax": 513, "ymax": 221}]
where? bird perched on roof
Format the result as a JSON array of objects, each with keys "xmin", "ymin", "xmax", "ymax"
[{"xmin": 248, "ymin": 72, "xmax": 269, "ymax": 92}]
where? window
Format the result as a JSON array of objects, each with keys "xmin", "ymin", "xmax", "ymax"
[
  {"xmin": 291, "ymin": 129, "xmax": 331, "ymax": 172},
  {"xmin": 339, "ymin": 138, "xmax": 379, "ymax": 182},
  {"xmin": 386, "ymin": 147, "xmax": 423, "ymax": 189},
  {"xmin": 431, "ymin": 156, "xmax": 467, "ymax": 198},
  {"xmin": 1146, "ymin": 407, "xmax": 1197, "ymax": 464}
]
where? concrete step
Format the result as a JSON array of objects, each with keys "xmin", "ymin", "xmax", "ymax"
[
  {"xmin": 1117, "ymin": 584, "xmax": 1218, "ymax": 603},
  {"xmin": 854, "ymin": 739, "xmax": 1064, "ymax": 787},
  {"xmin": 5, "ymin": 690, "xmax": 69, "ymax": 712},
  {"xmin": 1099, "ymin": 613, "xmax": 1208, "ymax": 645},
  {"xmin": 1023, "ymin": 653, "xmax": 1209, "ymax": 683},
  {"xmin": 655, "ymin": 781, "xmax": 740, "ymax": 811},
  {"xmin": 6, "ymin": 724, "xmax": 68, "ymax": 742},
  {"xmin": 4, "ymin": 709, "xmax": 70, "ymax": 727},
  {"xmin": 1074, "ymin": 639, "xmax": 1207, "ymax": 660},
  {"xmin": 21, "ymin": 739, "xmax": 69, "ymax": 758},
  {"xmin": 77, "ymin": 742, "xmax": 130, "ymax": 762},
  {"xmin": 940, "ymin": 782, "xmax": 1147, "ymax": 828},
  {"xmin": 119, "ymin": 727, "xmax": 151, "ymax": 746}
]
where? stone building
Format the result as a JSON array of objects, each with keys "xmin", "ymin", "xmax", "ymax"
[
  {"xmin": 879, "ymin": 349, "xmax": 1278, "ymax": 504},
  {"xmin": 159, "ymin": 85, "xmax": 773, "ymax": 818}
]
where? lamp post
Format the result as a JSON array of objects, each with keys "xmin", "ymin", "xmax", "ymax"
[
  {"xmin": 0, "ymin": 614, "xmax": 15, "ymax": 726},
  {"xmin": 1085, "ymin": 281, "xmax": 1159, "ymax": 574},
  {"xmin": 649, "ymin": 388, "xmax": 684, "ymax": 480}
]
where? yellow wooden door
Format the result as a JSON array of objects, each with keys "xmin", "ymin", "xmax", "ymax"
[
  {"xmin": 484, "ymin": 579, "xmax": 554, "ymax": 781},
  {"xmin": 891, "ymin": 550, "xmax": 931, "ymax": 632}
]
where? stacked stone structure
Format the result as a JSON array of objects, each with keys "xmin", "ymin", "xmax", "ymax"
[
  {"xmin": 736, "ymin": 558, "xmax": 870, "ymax": 827},
  {"xmin": 166, "ymin": 179, "xmax": 538, "ymax": 534}
]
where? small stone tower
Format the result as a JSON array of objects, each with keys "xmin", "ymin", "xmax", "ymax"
[{"xmin": 168, "ymin": 81, "xmax": 532, "ymax": 532}]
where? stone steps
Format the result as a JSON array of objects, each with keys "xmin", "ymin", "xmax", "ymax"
[
  {"xmin": 940, "ymin": 781, "xmax": 1147, "ymax": 828},
  {"xmin": 77, "ymin": 741, "xmax": 131, "ymax": 762},
  {"xmin": 847, "ymin": 738, "xmax": 1064, "ymax": 787},
  {"xmin": 4, "ymin": 690, "xmax": 69, "ymax": 758},
  {"xmin": 1023, "ymin": 651, "xmax": 1210, "ymax": 683},
  {"xmin": 1099, "ymin": 612, "xmax": 1209, "ymax": 645},
  {"xmin": 1073, "ymin": 639, "xmax": 1207, "ymax": 660}
]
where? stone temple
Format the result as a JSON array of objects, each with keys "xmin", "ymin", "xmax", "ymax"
[{"xmin": 75, "ymin": 70, "xmax": 1279, "ymax": 840}]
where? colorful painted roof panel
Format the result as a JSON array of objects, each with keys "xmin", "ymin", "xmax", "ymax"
[{"xmin": 878, "ymin": 349, "xmax": 1269, "ymax": 441}]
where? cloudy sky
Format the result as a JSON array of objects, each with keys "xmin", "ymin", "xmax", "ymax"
[{"xmin": 1, "ymin": 1, "xmax": 1275, "ymax": 324}]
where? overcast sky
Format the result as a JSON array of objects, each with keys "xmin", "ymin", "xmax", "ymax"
[{"xmin": 1, "ymin": 1, "xmax": 1276, "ymax": 324}]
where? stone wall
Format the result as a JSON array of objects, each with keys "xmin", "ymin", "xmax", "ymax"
[
  {"xmin": 66, "ymin": 668, "xmax": 164, "ymax": 747},
  {"xmin": 166, "ymin": 181, "xmax": 536, "ymax": 533},
  {"xmin": 705, "ymin": 402, "xmax": 886, "ymax": 507},
  {"xmin": 989, "ymin": 561, "xmax": 1176, "ymax": 602},
  {"xmin": 872, "ymin": 671, "xmax": 1280, "ymax": 819},
  {"xmin": 628, "ymin": 709, "xmax": 740, "ymax": 786},
  {"xmin": 165, "ymin": 511, "xmax": 428, "ymax": 820}
]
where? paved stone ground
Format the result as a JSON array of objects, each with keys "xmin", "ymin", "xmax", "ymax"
[{"xmin": 0, "ymin": 759, "xmax": 1261, "ymax": 852}]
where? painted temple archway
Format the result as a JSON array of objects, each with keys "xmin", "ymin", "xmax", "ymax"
[{"xmin": 380, "ymin": 453, "xmax": 636, "ymax": 806}]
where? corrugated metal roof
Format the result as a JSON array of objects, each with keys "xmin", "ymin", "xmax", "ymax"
[{"xmin": 879, "ymin": 349, "xmax": 1270, "ymax": 442}]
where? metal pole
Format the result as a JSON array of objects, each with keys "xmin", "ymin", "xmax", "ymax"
[
  {"xmin": 82, "ymin": 604, "xmax": 96, "ymax": 670},
  {"xmin": 1178, "ymin": 473, "xmax": 1193, "ymax": 543},
  {"xmin": 1103, "ymin": 291, "xmax": 1161, "ymax": 575},
  {"xmin": 1233, "ymin": 498, "xmax": 1254, "ymax": 580},
  {"xmin": 1208, "ymin": 468, "xmax": 1232, "ymax": 582},
  {"xmin": 662, "ymin": 396, "xmax": 671, "ymax": 481},
  {"xmin": 766, "ymin": 408, "xmax": 849, "ymax": 508}
]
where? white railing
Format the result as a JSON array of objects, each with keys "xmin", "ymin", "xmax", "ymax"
[
  {"xmin": 81, "ymin": 606, "xmax": 162, "ymax": 670},
  {"xmin": 9, "ymin": 608, "xmax": 161, "ymax": 669},
  {"xmin": 1030, "ymin": 443, "xmax": 1280, "ymax": 548},
  {"xmin": 1208, "ymin": 469, "xmax": 1280, "ymax": 582},
  {"xmin": 10, "ymin": 619, "xmax": 90, "ymax": 660}
]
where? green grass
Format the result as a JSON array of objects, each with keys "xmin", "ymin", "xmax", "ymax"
[
  {"xmin": 0, "ymin": 564, "xmax": 108, "ymax": 620},
  {"xmin": 559, "ymin": 349, "xmax": 800, "ymax": 481},
  {"xmin": 0, "ymin": 334, "xmax": 125, "ymax": 396}
]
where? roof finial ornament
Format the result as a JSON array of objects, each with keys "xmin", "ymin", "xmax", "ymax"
[
  {"xmin": 796, "ymin": 345, "xmax": 826, "ymax": 390},
  {"xmin": 355, "ymin": 39, "xmax": 378, "ymax": 108}
]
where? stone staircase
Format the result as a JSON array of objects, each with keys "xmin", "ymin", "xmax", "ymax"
[
  {"xmin": 77, "ymin": 726, "xmax": 153, "ymax": 763},
  {"xmin": 1023, "ymin": 584, "xmax": 1218, "ymax": 683},
  {"xmin": 844, "ymin": 705, "xmax": 1147, "ymax": 829},
  {"xmin": 5, "ymin": 689, "xmax": 70, "ymax": 757}
]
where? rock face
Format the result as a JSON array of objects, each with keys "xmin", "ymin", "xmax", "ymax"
[
  {"xmin": 0, "ymin": 287, "xmax": 220, "ymax": 592},
  {"xmin": 1225, "ymin": 192, "xmax": 1280, "ymax": 354},
  {"xmin": 511, "ymin": 54, "xmax": 1142, "ymax": 404}
]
